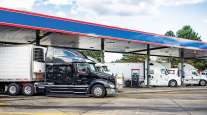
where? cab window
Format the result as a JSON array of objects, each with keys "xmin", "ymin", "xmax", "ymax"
[
  {"xmin": 161, "ymin": 69, "xmax": 165, "ymax": 74},
  {"xmin": 77, "ymin": 63, "xmax": 89, "ymax": 74},
  {"xmin": 161, "ymin": 69, "xmax": 168, "ymax": 75},
  {"xmin": 192, "ymin": 71, "xmax": 198, "ymax": 76}
]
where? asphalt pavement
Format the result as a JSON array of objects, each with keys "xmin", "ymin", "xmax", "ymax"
[{"xmin": 0, "ymin": 86, "xmax": 207, "ymax": 115}]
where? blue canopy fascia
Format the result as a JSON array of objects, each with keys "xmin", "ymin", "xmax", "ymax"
[{"xmin": 0, "ymin": 7, "xmax": 206, "ymax": 50}]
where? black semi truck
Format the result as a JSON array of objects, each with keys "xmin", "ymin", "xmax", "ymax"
[{"xmin": 0, "ymin": 45, "xmax": 116, "ymax": 97}]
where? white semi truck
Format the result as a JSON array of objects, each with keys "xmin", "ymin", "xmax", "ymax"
[
  {"xmin": 146, "ymin": 62, "xmax": 207, "ymax": 87},
  {"xmin": 145, "ymin": 62, "xmax": 181, "ymax": 87},
  {"xmin": 178, "ymin": 63, "xmax": 207, "ymax": 86},
  {"xmin": 0, "ymin": 45, "xmax": 117, "ymax": 97}
]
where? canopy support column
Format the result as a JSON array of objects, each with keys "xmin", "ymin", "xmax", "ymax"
[
  {"xmin": 35, "ymin": 30, "xmax": 41, "ymax": 46},
  {"xmin": 180, "ymin": 48, "xmax": 185, "ymax": 86},
  {"xmin": 146, "ymin": 44, "xmax": 150, "ymax": 87},
  {"xmin": 101, "ymin": 38, "xmax": 105, "ymax": 63}
]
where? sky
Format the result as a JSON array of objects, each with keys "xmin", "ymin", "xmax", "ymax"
[{"xmin": 0, "ymin": 0, "xmax": 206, "ymax": 62}]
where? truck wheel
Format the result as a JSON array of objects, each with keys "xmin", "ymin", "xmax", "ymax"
[
  {"xmin": 91, "ymin": 84, "xmax": 106, "ymax": 98},
  {"xmin": 169, "ymin": 80, "xmax": 177, "ymax": 87},
  {"xmin": 8, "ymin": 83, "xmax": 20, "ymax": 96},
  {"xmin": 199, "ymin": 80, "xmax": 206, "ymax": 86},
  {"xmin": 22, "ymin": 83, "xmax": 34, "ymax": 96}
]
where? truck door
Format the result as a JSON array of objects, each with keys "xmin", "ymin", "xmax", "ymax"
[
  {"xmin": 191, "ymin": 70, "xmax": 200, "ymax": 84},
  {"xmin": 75, "ymin": 63, "xmax": 91, "ymax": 85},
  {"xmin": 184, "ymin": 70, "xmax": 198, "ymax": 85},
  {"xmin": 159, "ymin": 69, "xmax": 169, "ymax": 86}
]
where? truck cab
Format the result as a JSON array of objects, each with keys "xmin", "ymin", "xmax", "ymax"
[
  {"xmin": 179, "ymin": 63, "xmax": 207, "ymax": 86},
  {"xmin": 145, "ymin": 62, "xmax": 181, "ymax": 87},
  {"xmin": 44, "ymin": 47, "xmax": 116, "ymax": 97}
]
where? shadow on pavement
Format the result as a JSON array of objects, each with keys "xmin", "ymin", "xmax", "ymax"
[{"xmin": 0, "ymin": 104, "xmax": 207, "ymax": 112}]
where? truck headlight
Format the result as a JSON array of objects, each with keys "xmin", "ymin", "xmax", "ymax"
[{"xmin": 109, "ymin": 83, "xmax": 115, "ymax": 88}]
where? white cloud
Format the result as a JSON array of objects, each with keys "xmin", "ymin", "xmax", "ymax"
[
  {"xmin": 70, "ymin": 0, "xmax": 159, "ymax": 16},
  {"xmin": 67, "ymin": 0, "xmax": 204, "ymax": 17},
  {"xmin": 0, "ymin": 0, "xmax": 204, "ymax": 17},
  {"xmin": 204, "ymin": 19, "xmax": 207, "ymax": 23},
  {"xmin": 157, "ymin": 0, "xmax": 204, "ymax": 6},
  {"xmin": 42, "ymin": 0, "xmax": 74, "ymax": 5},
  {"xmin": 56, "ymin": 11, "xmax": 67, "ymax": 17},
  {"xmin": 0, "ymin": 0, "xmax": 36, "ymax": 9}
]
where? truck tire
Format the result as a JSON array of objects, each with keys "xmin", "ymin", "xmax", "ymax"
[
  {"xmin": 91, "ymin": 84, "xmax": 106, "ymax": 98},
  {"xmin": 199, "ymin": 80, "xmax": 206, "ymax": 86},
  {"xmin": 169, "ymin": 80, "xmax": 177, "ymax": 87},
  {"xmin": 8, "ymin": 83, "xmax": 20, "ymax": 96},
  {"xmin": 22, "ymin": 83, "xmax": 34, "ymax": 96}
]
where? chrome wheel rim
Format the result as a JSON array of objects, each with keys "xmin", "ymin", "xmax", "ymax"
[
  {"xmin": 201, "ymin": 81, "xmax": 205, "ymax": 86},
  {"xmin": 24, "ymin": 86, "xmax": 32, "ymax": 95},
  {"xmin": 9, "ymin": 86, "xmax": 17, "ymax": 94},
  {"xmin": 171, "ymin": 82, "xmax": 176, "ymax": 86},
  {"xmin": 94, "ymin": 87, "xmax": 103, "ymax": 96}
]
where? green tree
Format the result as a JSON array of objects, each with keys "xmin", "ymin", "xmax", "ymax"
[
  {"xmin": 176, "ymin": 25, "xmax": 201, "ymax": 40},
  {"xmin": 176, "ymin": 25, "xmax": 205, "ymax": 70},
  {"xmin": 172, "ymin": 25, "xmax": 205, "ymax": 70},
  {"xmin": 191, "ymin": 60, "xmax": 207, "ymax": 71},
  {"xmin": 165, "ymin": 30, "xmax": 175, "ymax": 37},
  {"xmin": 80, "ymin": 50, "xmax": 101, "ymax": 62}
]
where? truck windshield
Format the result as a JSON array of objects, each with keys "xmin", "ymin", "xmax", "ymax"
[
  {"xmin": 89, "ymin": 63, "xmax": 96, "ymax": 72},
  {"xmin": 96, "ymin": 66, "xmax": 101, "ymax": 72},
  {"xmin": 102, "ymin": 66, "xmax": 109, "ymax": 72},
  {"xmin": 76, "ymin": 63, "xmax": 96, "ymax": 73}
]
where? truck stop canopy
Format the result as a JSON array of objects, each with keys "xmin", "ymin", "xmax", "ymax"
[{"xmin": 0, "ymin": 7, "xmax": 207, "ymax": 59}]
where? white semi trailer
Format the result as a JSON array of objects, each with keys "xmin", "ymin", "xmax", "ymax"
[{"xmin": 0, "ymin": 45, "xmax": 45, "ymax": 95}]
